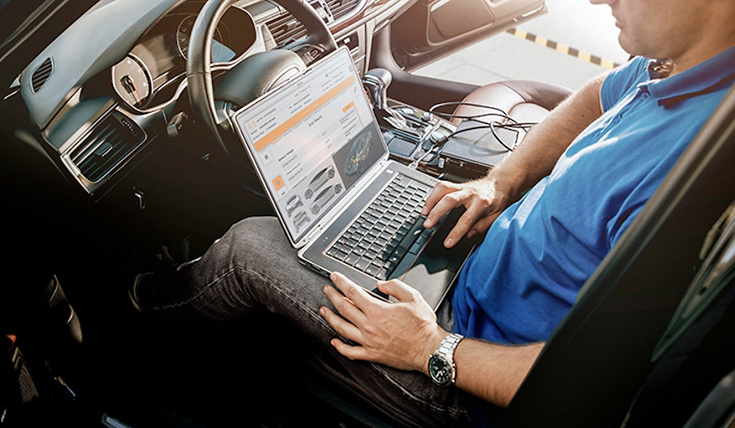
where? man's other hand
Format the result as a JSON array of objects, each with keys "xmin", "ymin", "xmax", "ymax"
[
  {"xmin": 320, "ymin": 272, "xmax": 446, "ymax": 374},
  {"xmin": 421, "ymin": 179, "xmax": 511, "ymax": 248}
]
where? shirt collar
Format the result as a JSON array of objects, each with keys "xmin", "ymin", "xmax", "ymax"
[{"xmin": 640, "ymin": 45, "xmax": 735, "ymax": 106}]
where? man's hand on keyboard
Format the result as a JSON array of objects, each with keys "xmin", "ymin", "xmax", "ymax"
[{"xmin": 421, "ymin": 178, "xmax": 511, "ymax": 248}]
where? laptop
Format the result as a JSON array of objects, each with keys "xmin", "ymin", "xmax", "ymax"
[{"xmin": 231, "ymin": 47, "xmax": 477, "ymax": 310}]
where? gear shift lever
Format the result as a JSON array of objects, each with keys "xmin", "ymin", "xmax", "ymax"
[
  {"xmin": 362, "ymin": 68, "xmax": 392, "ymax": 112},
  {"xmin": 362, "ymin": 68, "xmax": 419, "ymax": 134}
]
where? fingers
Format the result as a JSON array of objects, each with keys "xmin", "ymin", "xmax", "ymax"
[
  {"xmin": 328, "ymin": 337, "xmax": 372, "ymax": 361},
  {"xmin": 320, "ymin": 304, "xmax": 362, "ymax": 342},
  {"xmin": 321, "ymin": 274, "xmax": 385, "ymax": 362},
  {"xmin": 321, "ymin": 275, "xmax": 372, "ymax": 347},
  {"xmin": 320, "ymin": 274, "xmax": 440, "ymax": 370},
  {"xmin": 321, "ymin": 273, "xmax": 383, "ymax": 336},
  {"xmin": 443, "ymin": 196, "xmax": 494, "ymax": 247},
  {"xmin": 376, "ymin": 280, "xmax": 436, "ymax": 325},
  {"xmin": 422, "ymin": 179, "xmax": 505, "ymax": 247},
  {"xmin": 422, "ymin": 180, "xmax": 452, "ymax": 216},
  {"xmin": 375, "ymin": 279, "xmax": 418, "ymax": 302},
  {"xmin": 467, "ymin": 213, "xmax": 500, "ymax": 238},
  {"xmin": 323, "ymin": 273, "xmax": 370, "ymax": 324},
  {"xmin": 329, "ymin": 272, "xmax": 379, "ymax": 309},
  {"xmin": 421, "ymin": 181, "xmax": 461, "ymax": 228}
]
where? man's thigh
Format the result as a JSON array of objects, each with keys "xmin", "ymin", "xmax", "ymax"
[{"xmin": 143, "ymin": 216, "xmax": 471, "ymax": 427}]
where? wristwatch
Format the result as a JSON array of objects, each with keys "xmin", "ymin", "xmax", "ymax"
[{"xmin": 428, "ymin": 333, "xmax": 464, "ymax": 387}]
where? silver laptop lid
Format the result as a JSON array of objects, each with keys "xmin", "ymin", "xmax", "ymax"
[{"xmin": 232, "ymin": 47, "xmax": 388, "ymax": 246}]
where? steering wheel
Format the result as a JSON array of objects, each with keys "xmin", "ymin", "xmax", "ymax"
[{"xmin": 187, "ymin": 0, "xmax": 337, "ymax": 158}]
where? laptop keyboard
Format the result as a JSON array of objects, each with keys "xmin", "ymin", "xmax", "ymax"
[{"xmin": 326, "ymin": 174, "xmax": 436, "ymax": 280}]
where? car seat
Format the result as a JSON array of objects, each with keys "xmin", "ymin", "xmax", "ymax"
[{"xmin": 449, "ymin": 79, "xmax": 571, "ymax": 126}]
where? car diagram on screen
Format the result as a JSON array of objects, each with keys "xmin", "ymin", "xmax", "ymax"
[
  {"xmin": 344, "ymin": 131, "xmax": 374, "ymax": 176},
  {"xmin": 305, "ymin": 166, "xmax": 336, "ymax": 199},
  {"xmin": 285, "ymin": 195, "xmax": 303, "ymax": 217},
  {"xmin": 293, "ymin": 211, "xmax": 310, "ymax": 233},
  {"xmin": 310, "ymin": 184, "xmax": 342, "ymax": 215}
]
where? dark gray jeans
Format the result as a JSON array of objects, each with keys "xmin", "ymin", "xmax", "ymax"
[{"xmin": 136, "ymin": 216, "xmax": 473, "ymax": 427}]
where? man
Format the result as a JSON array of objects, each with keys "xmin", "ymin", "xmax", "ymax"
[{"xmin": 134, "ymin": 0, "xmax": 735, "ymax": 425}]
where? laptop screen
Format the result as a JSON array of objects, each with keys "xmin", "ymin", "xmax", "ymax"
[{"xmin": 232, "ymin": 47, "xmax": 387, "ymax": 245}]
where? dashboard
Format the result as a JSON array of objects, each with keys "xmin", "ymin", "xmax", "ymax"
[
  {"xmin": 15, "ymin": 0, "xmax": 410, "ymax": 199},
  {"xmin": 111, "ymin": 3, "xmax": 256, "ymax": 111}
]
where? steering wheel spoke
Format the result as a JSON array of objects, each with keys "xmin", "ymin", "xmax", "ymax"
[{"xmin": 290, "ymin": 43, "xmax": 329, "ymax": 65}]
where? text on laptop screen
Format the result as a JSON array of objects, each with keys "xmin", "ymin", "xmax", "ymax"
[{"xmin": 233, "ymin": 49, "xmax": 387, "ymax": 243}]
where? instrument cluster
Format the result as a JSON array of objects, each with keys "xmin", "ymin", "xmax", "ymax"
[{"xmin": 111, "ymin": 3, "xmax": 256, "ymax": 111}]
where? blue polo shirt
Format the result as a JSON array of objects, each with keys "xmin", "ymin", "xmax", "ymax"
[{"xmin": 452, "ymin": 46, "xmax": 735, "ymax": 345}]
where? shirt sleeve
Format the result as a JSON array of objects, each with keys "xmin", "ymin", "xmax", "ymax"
[{"xmin": 600, "ymin": 57, "xmax": 649, "ymax": 112}]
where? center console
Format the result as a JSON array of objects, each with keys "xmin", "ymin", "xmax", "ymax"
[{"xmin": 362, "ymin": 69, "xmax": 517, "ymax": 180}]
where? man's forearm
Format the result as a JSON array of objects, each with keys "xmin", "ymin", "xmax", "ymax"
[
  {"xmin": 420, "ymin": 74, "xmax": 608, "ymax": 243},
  {"xmin": 487, "ymin": 73, "xmax": 608, "ymax": 202},
  {"xmin": 451, "ymin": 339, "xmax": 545, "ymax": 407}
]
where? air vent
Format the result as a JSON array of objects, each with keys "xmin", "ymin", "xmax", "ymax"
[
  {"xmin": 31, "ymin": 57, "xmax": 53, "ymax": 92},
  {"xmin": 326, "ymin": 0, "xmax": 359, "ymax": 21},
  {"xmin": 70, "ymin": 113, "xmax": 145, "ymax": 183},
  {"xmin": 266, "ymin": 11, "xmax": 308, "ymax": 46},
  {"xmin": 264, "ymin": 0, "xmax": 359, "ymax": 47}
]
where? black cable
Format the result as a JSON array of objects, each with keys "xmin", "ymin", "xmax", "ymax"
[
  {"xmin": 428, "ymin": 101, "xmax": 540, "ymax": 152},
  {"xmin": 428, "ymin": 101, "xmax": 517, "ymax": 123},
  {"xmin": 446, "ymin": 121, "xmax": 518, "ymax": 152}
]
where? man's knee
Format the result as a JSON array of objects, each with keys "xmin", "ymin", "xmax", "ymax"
[{"xmin": 219, "ymin": 216, "xmax": 290, "ymax": 262}]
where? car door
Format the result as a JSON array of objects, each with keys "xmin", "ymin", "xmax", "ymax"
[{"xmin": 390, "ymin": 0, "xmax": 545, "ymax": 71}]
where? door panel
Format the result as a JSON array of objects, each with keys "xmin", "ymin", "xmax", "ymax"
[{"xmin": 390, "ymin": 0, "xmax": 545, "ymax": 70}]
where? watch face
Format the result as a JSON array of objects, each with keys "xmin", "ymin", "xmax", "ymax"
[{"xmin": 429, "ymin": 355, "xmax": 453, "ymax": 386}]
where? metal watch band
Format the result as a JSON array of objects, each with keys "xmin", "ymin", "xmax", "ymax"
[
  {"xmin": 436, "ymin": 333, "xmax": 464, "ymax": 361},
  {"xmin": 428, "ymin": 333, "xmax": 464, "ymax": 386}
]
